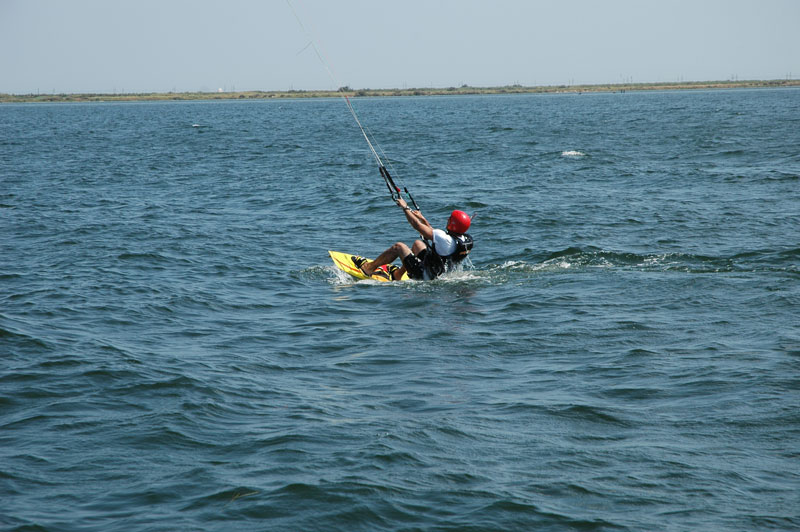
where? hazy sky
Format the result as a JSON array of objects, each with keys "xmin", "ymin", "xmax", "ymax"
[{"xmin": 2, "ymin": 0, "xmax": 798, "ymax": 94}]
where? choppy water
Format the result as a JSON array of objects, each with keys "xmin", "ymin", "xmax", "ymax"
[{"xmin": 1, "ymin": 89, "xmax": 799, "ymax": 531}]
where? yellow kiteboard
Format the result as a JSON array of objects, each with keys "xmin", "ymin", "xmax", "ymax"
[{"xmin": 328, "ymin": 250, "xmax": 410, "ymax": 282}]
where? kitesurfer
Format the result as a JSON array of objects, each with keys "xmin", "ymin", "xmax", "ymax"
[{"xmin": 353, "ymin": 198, "xmax": 474, "ymax": 281}]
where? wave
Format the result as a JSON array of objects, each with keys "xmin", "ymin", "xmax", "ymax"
[
  {"xmin": 311, "ymin": 246, "xmax": 799, "ymax": 289},
  {"xmin": 760, "ymin": 170, "xmax": 799, "ymax": 182},
  {"xmin": 0, "ymin": 321, "xmax": 52, "ymax": 353},
  {"xmin": 491, "ymin": 246, "xmax": 800, "ymax": 275},
  {"xmin": 179, "ymin": 479, "xmax": 610, "ymax": 530},
  {"xmin": 314, "ymin": 260, "xmax": 489, "ymax": 288},
  {"xmin": 561, "ymin": 150, "xmax": 586, "ymax": 157},
  {"xmin": 116, "ymin": 251, "xmax": 196, "ymax": 267}
]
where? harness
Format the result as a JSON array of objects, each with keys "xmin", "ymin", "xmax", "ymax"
[{"xmin": 425, "ymin": 232, "xmax": 474, "ymax": 279}]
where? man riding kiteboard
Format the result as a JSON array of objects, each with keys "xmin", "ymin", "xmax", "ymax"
[
  {"xmin": 288, "ymin": 3, "xmax": 473, "ymax": 282},
  {"xmin": 353, "ymin": 198, "xmax": 474, "ymax": 281}
]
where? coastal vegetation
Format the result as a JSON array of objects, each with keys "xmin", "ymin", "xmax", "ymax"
[{"xmin": 1, "ymin": 79, "xmax": 798, "ymax": 103}]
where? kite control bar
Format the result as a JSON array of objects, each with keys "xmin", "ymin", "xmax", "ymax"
[{"xmin": 380, "ymin": 165, "xmax": 419, "ymax": 211}]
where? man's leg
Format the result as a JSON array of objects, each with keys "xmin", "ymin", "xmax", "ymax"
[
  {"xmin": 362, "ymin": 242, "xmax": 412, "ymax": 276},
  {"xmin": 386, "ymin": 240, "xmax": 428, "ymax": 280}
]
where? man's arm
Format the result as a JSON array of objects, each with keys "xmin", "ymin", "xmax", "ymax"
[{"xmin": 396, "ymin": 198, "xmax": 433, "ymax": 241}]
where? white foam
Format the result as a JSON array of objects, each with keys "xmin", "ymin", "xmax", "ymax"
[
  {"xmin": 437, "ymin": 269, "xmax": 483, "ymax": 282},
  {"xmin": 500, "ymin": 260, "xmax": 529, "ymax": 270},
  {"xmin": 328, "ymin": 266, "xmax": 358, "ymax": 285},
  {"xmin": 561, "ymin": 150, "xmax": 586, "ymax": 157}
]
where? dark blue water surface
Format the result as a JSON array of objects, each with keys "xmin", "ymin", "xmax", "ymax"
[{"xmin": 1, "ymin": 89, "xmax": 799, "ymax": 531}]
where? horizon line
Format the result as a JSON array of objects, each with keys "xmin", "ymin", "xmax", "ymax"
[{"xmin": 2, "ymin": 78, "xmax": 799, "ymax": 101}]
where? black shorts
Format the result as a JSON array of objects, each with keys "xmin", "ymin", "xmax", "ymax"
[{"xmin": 402, "ymin": 249, "xmax": 429, "ymax": 280}]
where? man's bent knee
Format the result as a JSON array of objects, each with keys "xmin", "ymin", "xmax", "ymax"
[
  {"xmin": 393, "ymin": 242, "xmax": 412, "ymax": 258},
  {"xmin": 411, "ymin": 240, "xmax": 427, "ymax": 254}
]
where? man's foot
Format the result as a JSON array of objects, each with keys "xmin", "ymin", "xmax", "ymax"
[
  {"xmin": 351, "ymin": 256, "xmax": 370, "ymax": 276},
  {"xmin": 387, "ymin": 264, "xmax": 402, "ymax": 281}
]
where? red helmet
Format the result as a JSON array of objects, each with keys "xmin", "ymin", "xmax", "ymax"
[{"xmin": 446, "ymin": 210, "xmax": 471, "ymax": 234}]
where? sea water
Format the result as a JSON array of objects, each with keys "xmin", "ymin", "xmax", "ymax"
[{"xmin": 1, "ymin": 89, "xmax": 798, "ymax": 531}]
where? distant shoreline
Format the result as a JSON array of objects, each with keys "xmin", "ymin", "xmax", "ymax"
[{"xmin": 2, "ymin": 79, "xmax": 799, "ymax": 103}]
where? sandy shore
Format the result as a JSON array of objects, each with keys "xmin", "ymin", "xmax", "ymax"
[{"xmin": 2, "ymin": 79, "xmax": 798, "ymax": 103}]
